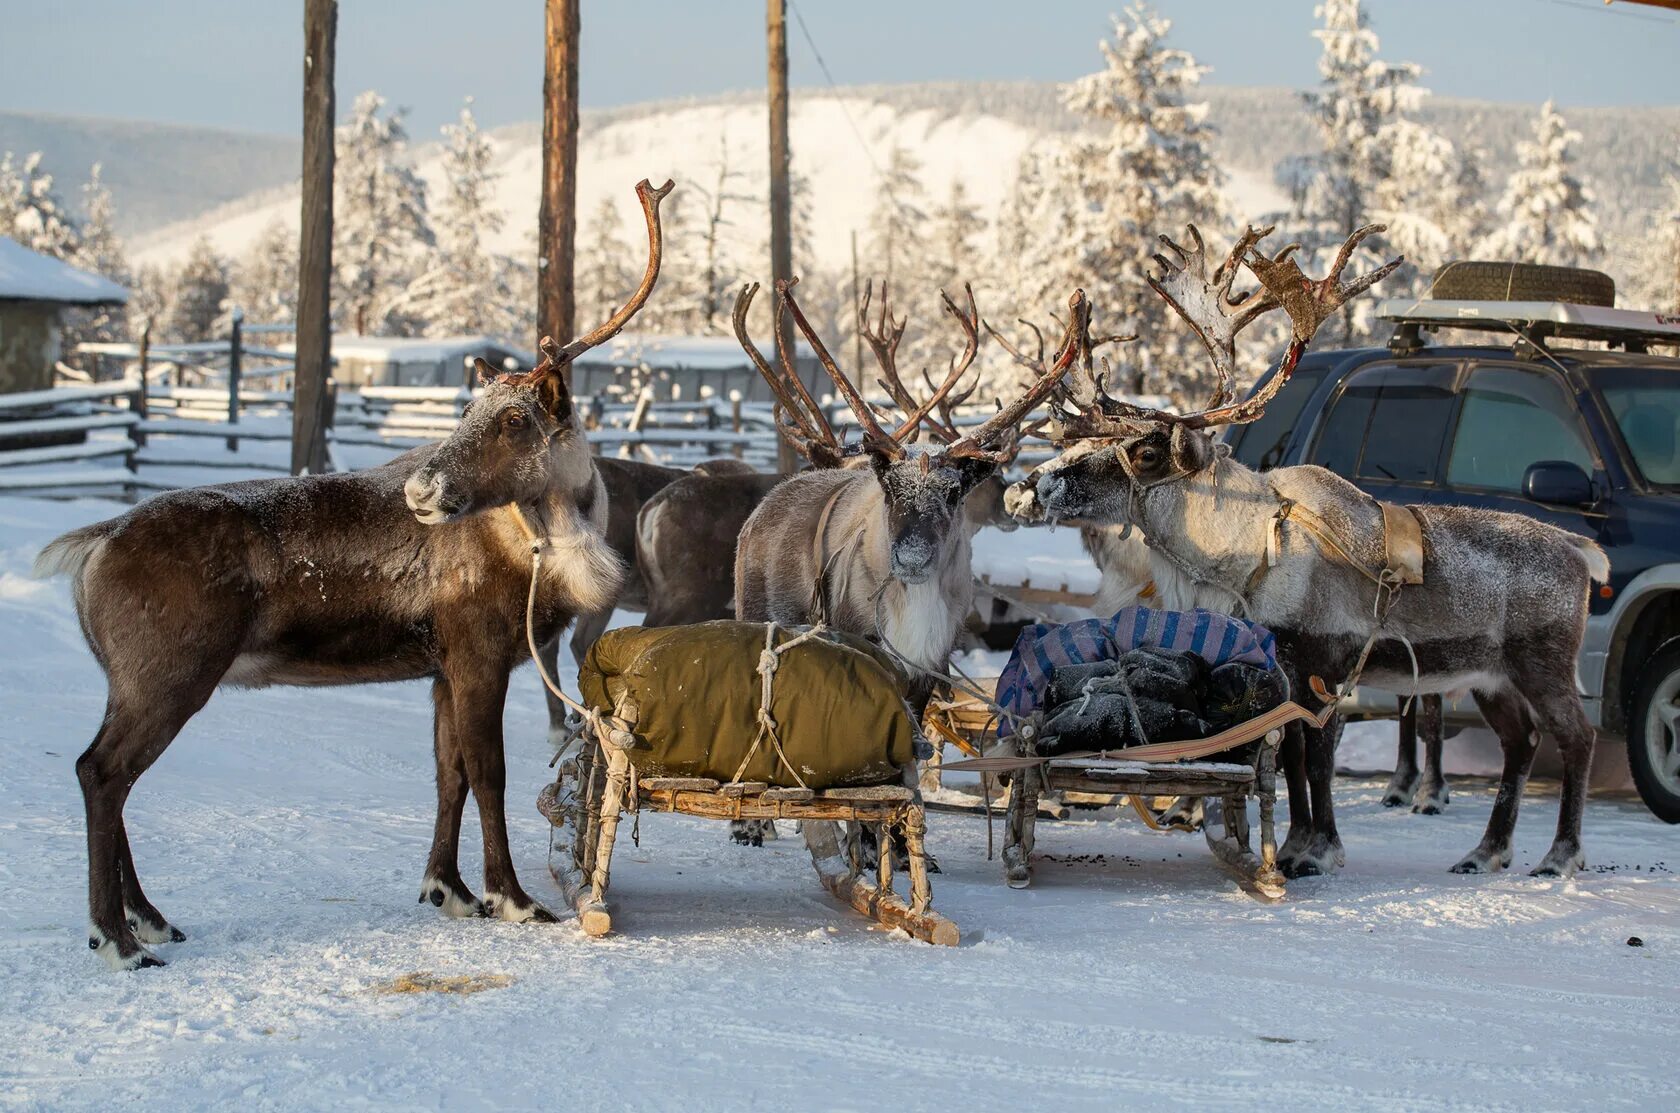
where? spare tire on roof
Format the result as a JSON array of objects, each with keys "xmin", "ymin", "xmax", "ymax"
[{"xmin": 1428, "ymin": 260, "xmax": 1616, "ymax": 307}]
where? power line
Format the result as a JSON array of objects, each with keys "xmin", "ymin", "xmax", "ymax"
[{"xmin": 785, "ymin": 0, "xmax": 920, "ymax": 232}]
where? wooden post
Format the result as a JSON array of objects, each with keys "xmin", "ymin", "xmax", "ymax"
[
  {"xmin": 292, "ymin": 0, "xmax": 335, "ymax": 476},
  {"xmin": 539, "ymin": 0, "xmax": 580, "ymax": 347},
  {"xmin": 132, "ymin": 318, "xmax": 150, "ymax": 449},
  {"xmin": 767, "ymin": 0, "xmax": 798, "ymax": 474},
  {"xmin": 226, "ymin": 307, "xmax": 243, "ymax": 452}
]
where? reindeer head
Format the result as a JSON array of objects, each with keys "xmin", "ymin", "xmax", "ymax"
[
  {"xmin": 743, "ymin": 277, "xmax": 1072, "ymax": 584},
  {"xmin": 1010, "ymin": 223, "xmax": 1401, "ymax": 527},
  {"xmin": 404, "ymin": 178, "xmax": 673, "ymax": 526}
]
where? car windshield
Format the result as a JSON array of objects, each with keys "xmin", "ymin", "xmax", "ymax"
[{"xmin": 1594, "ymin": 366, "xmax": 1680, "ymax": 487}]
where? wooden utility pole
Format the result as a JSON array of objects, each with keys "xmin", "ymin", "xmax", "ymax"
[
  {"xmin": 292, "ymin": 0, "xmax": 335, "ymax": 475},
  {"xmin": 539, "ymin": 0, "xmax": 581, "ymax": 348},
  {"xmin": 767, "ymin": 0, "xmax": 798, "ymax": 472}
]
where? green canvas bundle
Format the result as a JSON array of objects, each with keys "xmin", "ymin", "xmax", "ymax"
[{"xmin": 578, "ymin": 621, "xmax": 918, "ymax": 789}]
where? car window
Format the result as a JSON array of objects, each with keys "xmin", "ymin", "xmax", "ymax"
[
  {"xmin": 1445, "ymin": 366, "xmax": 1594, "ymax": 492},
  {"xmin": 1227, "ymin": 363, "xmax": 1331, "ymax": 472},
  {"xmin": 1592, "ymin": 366, "xmax": 1680, "ymax": 487},
  {"xmin": 1308, "ymin": 363, "xmax": 1456, "ymax": 485}
]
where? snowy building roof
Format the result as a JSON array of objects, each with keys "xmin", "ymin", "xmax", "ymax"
[
  {"xmin": 0, "ymin": 237, "xmax": 129, "ymax": 306},
  {"xmin": 567, "ymin": 333, "xmax": 816, "ymax": 370}
]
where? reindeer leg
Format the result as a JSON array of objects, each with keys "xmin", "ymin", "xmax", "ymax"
[
  {"xmin": 1288, "ymin": 714, "xmax": 1345, "ymax": 877},
  {"xmin": 1413, "ymin": 694, "xmax": 1450, "ymax": 814},
  {"xmin": 420, "ymin": 679, "xmax": 486, "ymax": 918},
  {"xmin": 451, "ymin": 664, "xmax": 555, "ymax": 923},
  {"xmin": 1276, "ymin": 722, "xmax": 1313, "ymax": 873},
  {"xmin": 1522, "ymin": 674, "xmax": 1594, "ymax": 878},
  {"xmin": 1384, "ymin": 697, "xmax": 1421, "ymax": 807},
  {"xmin": 1453, "ymin": 689, "xmax": 1537, "ymax": 874},
  {"xmin": 80, "ymin": 677, "xmax": 219, "ymax": 970}
]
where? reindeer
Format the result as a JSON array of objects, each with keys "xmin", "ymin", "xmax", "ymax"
[
  {"xmin": 33, "ymin": 180, "xmax": 672, "ymax": 970},
  {"xmin": 1007, "ymin": 223, "xmax": 1608, "ymax": 879},
  {"xmin": 536, "ymin": 454, "xmax": 755, "ymax": 740},
  {"xmin": 734, "ymin": 279, "xmax": 1073, "ymax": 697}
]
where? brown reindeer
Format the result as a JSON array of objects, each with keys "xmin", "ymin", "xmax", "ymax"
[{"xmin": 35, "ymin": 179, "xmax": 673, "ymax": 970}]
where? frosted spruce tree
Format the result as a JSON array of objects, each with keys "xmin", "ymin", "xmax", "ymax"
[
  {"xmin": 863, "ymin": 145, "xmax": 931, "ymax": 292},
  {"xmin": 927, "ymin": 180, "xmax": 986, "ymax": 296},
  {"xmin": 1651, "ymin": 149, "xmax": 1680, "ymax": 313},
  {"xmin": 689, "ymin": 139, "xmax": 757, "ymax": 334},
  {"xmin": 1479, "ymin": 100, "xmax": 1600, "ymax": 269},
  {"xmin": 1023, "ymin": 3, "xmax": 1224, "ymax": 401},
  {"xmin": 165, "ymin": 237, "xmax": 230, "ymax": 343},
  {"xmin": 334, "ymin": 91, "xmax": 433, "ymax": 336},
  {"xmin": 62, "ymin": 164, "xmax": 133, "ymax": 352},
  {"xmin": 1295, "ymin": 0, "xmax": 1438, "ymax": 340},
  {"xmin": 574, "ymin": 197, "xmax": 636, "ymax": 332},
  {"xmin": 0, "ymin": 151, "xmax": 81, "ymax": 260},
  {"xmin": 231, "ymin": 219, "xmax": 299, "ymax": 326},
  {"xmin": 401, "ymin": 98, "xmax": 521, "ymax": 341}
]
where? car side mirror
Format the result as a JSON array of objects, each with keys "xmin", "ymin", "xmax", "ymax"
[{"xmin": 1523, "ymin": 461, "xmax": 1595, "ymax": 507}]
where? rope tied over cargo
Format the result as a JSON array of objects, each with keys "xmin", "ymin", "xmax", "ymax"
[{"xmin": 728, "ymin": 622, "xmax": 829, "ymax": 789}]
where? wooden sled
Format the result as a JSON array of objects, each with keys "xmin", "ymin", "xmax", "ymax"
[
  {"xmin": 944, "ymin": 698, "xmax": 1335, "ymax": 901},
  {"xmin": 536, "ymin": 732, "xmax": 959, "ymax": 946}
]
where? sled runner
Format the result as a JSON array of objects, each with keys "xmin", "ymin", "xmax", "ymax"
[{"xmin": 535, "ymin": 620, "xmax": 958, "ymax": 945}]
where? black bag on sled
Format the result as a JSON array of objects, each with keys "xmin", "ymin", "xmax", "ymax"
[{"xmin": 578, "ymin": 621, "xmax": 919, "ymax": 789}]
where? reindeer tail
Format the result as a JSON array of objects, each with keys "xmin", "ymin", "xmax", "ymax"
[
  {"xmin": 32, "ymin": 522, "xmax": 113, "ymax": 584},
  {"xmin": 1568, "ymin": 535, "xmax": 1611, "ymax": 585}
]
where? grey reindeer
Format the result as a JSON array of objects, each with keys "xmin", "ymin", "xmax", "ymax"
[
  {"xmin": 34, "ymin": 180, "xmax": 671, "ymax": 970},
  {"xmin": 1008, "ymin": 223, "xmax": 1608, "ymax": 879}
]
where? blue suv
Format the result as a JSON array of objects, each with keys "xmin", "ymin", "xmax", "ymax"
[{"xmin": 1221, "ymin": 284, "xmax": 1680, "ymax": 822}]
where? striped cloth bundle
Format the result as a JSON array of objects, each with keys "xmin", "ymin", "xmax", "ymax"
[{"xmin": 994, "ymin": 606, "xmax": 1279, "ymax": 739}]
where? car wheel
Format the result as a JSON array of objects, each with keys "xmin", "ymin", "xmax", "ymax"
[{"xmin": 1628, "ymin": 646, "xmax": 1680, "ymax": 823}]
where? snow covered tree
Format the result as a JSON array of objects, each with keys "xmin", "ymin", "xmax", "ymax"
[
  {"xmin": 231, "ymin": 219, "xmax": 299, "ymax": 325},
  {"xmin": 334, "ymin": 91, "xmax": 433, "ymax": 336},
  {"xmin": 0, "ymin": 150, "xmax": 81, "ymax": 260},
  {"xmin": 690, "ymin": 138, "xmax": 756, "ymax": 334},
  {"xmin": 400, "ymin": 98, "xmax": 521, "ymax": 341},
  {"xmin": 127, "ymin": 263, "xmax": 170, "ymax": 337},
  {"xmin": 927, "ymin": 180, "xmax": 986, "ymax": 294},
  {"xmin": 1654, "ymin": 152, "xmax": 1680, "ymax": 313},
  {"xmin": 1294, "ymin": 0, "xmax": 1432, "ymax": 341},
  {"xmin": 1479, "ymin": 100, "xmax": 1600, "ymax": 269},
  {"xmin": 61, "ymin": 164, "xmax": 133, "ymax": 353},
  {"xmin": 1013, "ymin": 4, "xmax": 1224, "ymax": 401},
  {"xmin": 165, "ymin": 237, "xmax": 230, "ymax": 343},
  {"xmin": 862, "ymin": 145, "xmax": 930, "ymax": 293},
  {"xmin": 575, "ymin": 197, "xmax": 636, "ymax": 331}
]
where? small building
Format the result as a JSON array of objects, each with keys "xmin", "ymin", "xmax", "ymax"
[
  {"xmin": 322, "ymin": 335, "xmax": 535, "ymax": 389},
  {"xmin": 567, "ymin": 333, "xmax": 823, "ymax": 403},
  {"xmin": 0, "ymin": 237, "xmax": 128, "ymax": 394}
]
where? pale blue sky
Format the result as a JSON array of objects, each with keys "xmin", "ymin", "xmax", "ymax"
[{"xmin": 2, "ymin": 1, "xmax": 1675, "ymax": 136}]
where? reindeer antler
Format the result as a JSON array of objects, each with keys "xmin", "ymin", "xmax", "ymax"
[
  {"xmin": 1054, "ymin": 223, "xmax": 1402, "ymax": 439},
  {"xmin": 944, "ymin": 290, "xmax": 1090, "ymax": 463},
  {"xmin": 858, "ymin": 281, "xmax": 914, "ymax": 431},
  {"xmin": 779, "ymin": 277, "xmax": 901, "ymax": 457},
  {"xmin": 885, "ymin": 284, "xmax": 982, "ymax": 446},
  {"xmin": 731, "ymin": 281, "xmax": 844, "ymax": 468}
]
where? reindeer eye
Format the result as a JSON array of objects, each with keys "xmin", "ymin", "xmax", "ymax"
[{"xmin": 502, "ymin": 411, "xmax": 528, "ymax": 432}]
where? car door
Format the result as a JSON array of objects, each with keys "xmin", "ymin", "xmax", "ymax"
[
  {"xmin": 1303, "ymin": 361, "xmax": 1460, "ymax": 506},
  {"xmin": 1439, "ymin": 362, "xmax": 1606, "ymax": 541}
]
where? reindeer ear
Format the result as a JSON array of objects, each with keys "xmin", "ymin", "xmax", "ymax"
[
  {"xmin": 867, "ymin": 444, "xmax": 895, "ymax": 481},
  {"xmin": 950, "ymin": 452, "xmax": 997, "ymax": 493},
  {"xmin": 536, "ymin": 364, "xmax": 573, "ymax": 422},
  {"xmin": 472, "ymin": 357, "xmax": 498, "ymax": 386},
  {"xmin": 1169, "ymin": 424, "xmax": 1214, "ymax": 473}
]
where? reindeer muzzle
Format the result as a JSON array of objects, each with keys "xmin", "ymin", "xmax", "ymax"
[{"xmin": 404, "ymin": 470, "xmax": 461, "ymax": 525}]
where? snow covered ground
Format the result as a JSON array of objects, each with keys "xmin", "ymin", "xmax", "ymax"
[{"xmin": 3, "ymin": 494, "xmax": 1679, "ymax": 1113}]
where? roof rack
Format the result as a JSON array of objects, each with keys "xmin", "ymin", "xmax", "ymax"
[{"xmin": 1377, "ymin": 298, "xmax": 1680, "ymax": 354}]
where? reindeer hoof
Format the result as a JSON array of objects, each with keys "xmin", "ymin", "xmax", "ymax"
[
  {"xmin": 420, "ymin": 876, "xmax": 486, "ymax": 919},
  {"xmin": 138, "ymin": 953, "xmax": 167, "ymax": 969},
  {"xmin": 1450, "ymin": 847, "xmax": 1510, "ymax": 875},
  {"xmin": 127, "ymin": 908, "xmax": 185, "ymax": 945},
  {"xmin": 484, "ymin": 892, "xmax": 556, "ymax": 924},
  {"xmin": 1530, "ymin": 848, "xmax": 1584, "ymax": 879},
  {"xmin": 90, "ymin": 926, "xmax": 164, "ymax": 972}
]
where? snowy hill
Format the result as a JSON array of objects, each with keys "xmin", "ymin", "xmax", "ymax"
[
  {"xmin": 0, "ymin": 110, "xmax": 298, "ymax": 236},
  {"xmin": 20, "ymin": 80, "xmax": 1668, "ymax": 283}
]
